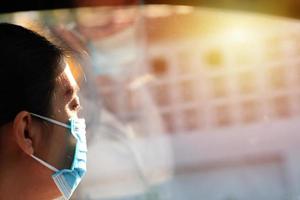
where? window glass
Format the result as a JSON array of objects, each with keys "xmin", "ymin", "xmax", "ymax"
[{"xmin": 2, "ymin": 5, "xmax": 300, "ymax": 200}]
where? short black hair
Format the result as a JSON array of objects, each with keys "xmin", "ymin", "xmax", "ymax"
[{"xmin": 0, "ymin": 23, "xmax": 64, "ymax": 126}]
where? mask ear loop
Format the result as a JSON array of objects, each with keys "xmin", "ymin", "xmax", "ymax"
[
  {"xmin": 29, "ymin": 112, "xmax": 72, "ymax": 172},
  {"xmin": 30, "ymin": 113, "xmax": 71, "ymax": 129},
  {"xmin": 31, "ymin": 154, "xmax": 59, "ymax": 172}
]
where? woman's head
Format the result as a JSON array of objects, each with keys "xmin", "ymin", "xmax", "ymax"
[{"xmin": 0, "ymin": 23, "xmax": 64, "ymax": 126}]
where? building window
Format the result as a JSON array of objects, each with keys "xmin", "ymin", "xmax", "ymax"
[
  {"xmin": 151, "ymin": 82, "xmax": 172, "ymax": 107},
  {"xmin": 181, "ymin": 108, "xmax": 201, "ymax": 132},
  {"xmin": 272, "ymin": 96, "xmax": 291, "ymax": 119},
  {"xmin": 161, "ymin": 112, "xmax": 176, "ymax": 134},
  {"xmin": 177, "ymin": 50, "xmax": 195, "ymax": 75},
  {"xmin": 178, "ymin": 79, "xmax": 197, "ymax": 103},
  {"xmin": 237, "ymin": 70, "xmax": 257, "ymax": 95},
  {"xmin": 241, "ymin": 99, "xmax": 259, "ymax": 123},
  {"xmin": 210, "ymin": 75, "xmax": 228, "ymax": 98},
  {"xmin": 214, "ymin": 104, "xmax": 232, "ymax": 127},
  {"xmin": 267, "ymin": 66, "xmax": 286, "ymax": 90},
  {"xmin": 150, "ymin": 57, "xmax": 169, "ymax": 77},
  {"xmin": 204, "ymin": 48, "xmax": 224, "ymax": 69}
]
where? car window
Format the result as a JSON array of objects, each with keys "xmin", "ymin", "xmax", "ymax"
[{"xmin": 2, "ymin": 5, "xmax": 300, "ymax": 200}]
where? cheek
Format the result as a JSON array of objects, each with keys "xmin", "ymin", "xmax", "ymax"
[
  {"xmin": 47, "ymin": 127, "xmax": 77, "ymax": 170},
  {"xmin": 52, "ymin": 93, "xmax": 69, "ymax": 119},
  {"xmin": 64, "ymin": 132, "xmax": 77, "ymax": 168}
]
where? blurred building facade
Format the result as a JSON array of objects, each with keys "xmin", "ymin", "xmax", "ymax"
[
  {"xmin": 140, "ymin": 7, "xmax": 300, "ymax": 200},
  {"xmin": 72, "ymin": 7, "xmax": 300, "ymax": 199},
  {"xmin": 63, "ymin": 6, "xmax": 300, "ymax": 200}
]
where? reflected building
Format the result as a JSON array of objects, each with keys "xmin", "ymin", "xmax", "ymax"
[
  {"xmin": 141, "ymin": 7, "xmax": 300, "ymax": 200},
  {"xmin": 71, "ymin": 6, "xmax": 300, "ymax": 200}
]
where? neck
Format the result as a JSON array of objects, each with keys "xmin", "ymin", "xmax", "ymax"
[{"xmin": 0, "ymin": 150, "xmax": 60, "ymax": 200}]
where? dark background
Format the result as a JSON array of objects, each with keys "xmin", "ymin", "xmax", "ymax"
[{"xmin": 1, "ymin": 0, "xmax": 300, "ymax": 19}]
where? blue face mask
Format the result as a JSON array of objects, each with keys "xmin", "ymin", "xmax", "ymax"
[{"xmin": 30, "ymin": 113, "xmax": 87, "ymax": 200}]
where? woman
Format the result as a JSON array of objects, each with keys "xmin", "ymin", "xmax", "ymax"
[{"xmin": 0, "ymin": 23, "xmax": 87, "ymax": 200}]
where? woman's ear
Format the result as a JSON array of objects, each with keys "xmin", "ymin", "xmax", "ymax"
[{"xmin": 13, "ymin": 111, "xmax": 34, "ymax": 156}]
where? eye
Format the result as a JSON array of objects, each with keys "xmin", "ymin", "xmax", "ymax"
[{"xmin": 65, "ymin": 87, "xmax": 74, "ymax": 97}]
